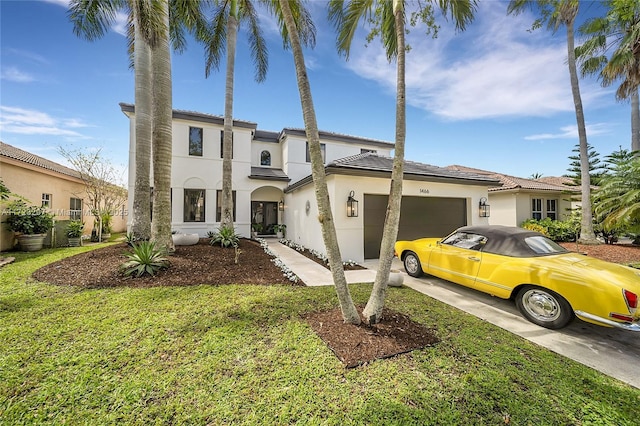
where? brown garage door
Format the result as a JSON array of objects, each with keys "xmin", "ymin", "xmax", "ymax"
[{"xmin": 363, "ymin": 195, "xmax": 467, "ymax": 259}]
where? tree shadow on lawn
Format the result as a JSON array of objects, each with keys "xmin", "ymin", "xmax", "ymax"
[{"xmin": 29, "ymin": 240, "xmax": 439, "ymax": 367}]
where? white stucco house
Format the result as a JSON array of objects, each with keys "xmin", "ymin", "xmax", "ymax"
[
  {"xmin": 121, "ymin": 103, "xmax": 500, "ymax": 263},
  {"xmin": 446, "ymin": 165, "xmax": 581, "ymax": 227}
]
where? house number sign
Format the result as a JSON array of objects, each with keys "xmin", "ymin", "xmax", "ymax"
[{"xmin": 420, "ymin": 189, "xmax": 430, "ymax": 194}]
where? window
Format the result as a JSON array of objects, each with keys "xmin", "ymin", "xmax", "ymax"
[
  {"xmin": 184, "ymin": 189, "xmax": 205, "ymax": 222},
  {"xmin": 189, "ymin": 127, "xmax": 203, "ymax": 156},
  {"xmin": 220, "ymin": 130, "xmax": 233, "ymax": 159},
  {"xmin": 441, "ymin": 232, "xmax": 487, "ymax": 251},
  {"xmin": 532, "ymin": 198, "xmax": 542, "ymax": 220},
  {"xmin": 306, "ymin": 142, "xmax": 326, "ymax": 163},
  {"xmin": 216, "ymin": 190, "xmax": 236, "ymax": 222},
  {"xmin": 260, "ymin": 150, "xmax": 271, "ymax": 166},
  {"xmin": 69, "ymin": 198, "xmax": 82, "ymax": 220},
  {"xmin": 361, "ymin": 149, "xmax": 377, "ymax": 154},
  {"xmin": 41, "ymin": 193, "xmax": 52, "ymax": 208},
  {"xmin": 546, "ymin": 199, "xmax": 557, "ymax": 220}
]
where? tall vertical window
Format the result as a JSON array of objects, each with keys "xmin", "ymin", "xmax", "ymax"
[
  {"xmin": 216, "ymin": 190, "xmax": 236, "ymax": 222},
  {"xmin": 546, "ymin": 199, "xmax": 557, "ymax": 220},
  {"xmin": 41, "ymin": 193, "xmax": 52, "ymax": 208},
  {"xmin": 184, "ymin": 189, "xmax": 205, "ymax": 222},
  {"xmin": 531, "ymin": 198, "xmax": 542, "ymax": 220},
  {"xmin": 189, "ymin": 127, "xmax": 203, "ymax": 156},
  {"xmin": 220, "ymin": 130, "xmax": 233, "ymax": 159},
  {"xmin": 260, "ymin": 150, "xmax": 271, "ymax": 166},
  {"xmin": 306, "ymin": 142, "xmax": 326, "ymax": 163},
  {"xmin": 69, "ymin": 198, "xmax": 82, "ymax": 220}
]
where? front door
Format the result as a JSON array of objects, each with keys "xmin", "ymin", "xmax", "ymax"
[{"xmin": 251, "ymin": 201, "xmax": 278, "ymax": 235}]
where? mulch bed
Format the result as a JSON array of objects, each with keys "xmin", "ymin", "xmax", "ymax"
[{"xmin": 559, "ymin": 242, "xmax": 640, "ymax": 264}]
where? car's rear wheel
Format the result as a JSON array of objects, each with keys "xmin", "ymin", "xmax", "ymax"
[
  {"xmin": 403, "ymin": 252, "xmax": 423, "ymax": 278},
  {"xmin": 515, "ymin": 286, "xmax": 573, "ymax": 329}
]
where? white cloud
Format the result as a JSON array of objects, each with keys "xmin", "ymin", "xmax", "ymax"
[
  {"xmin": 339, "ymin": 1, "xmax": 609, "ymax": 121},
  {"xmin": 42, "ymin": 0, "xmax": 127, "ymax": 37},
  {"xmin": 0, "ymin": 67, "xmax": 35, "ymax": 83},
  {"xmin": 0, "ymin": 106, "xmax": 88, "ymax": 138},
  {"xmin": 524, "ymin": 123, "xmax": 610, "ymax": 140}
]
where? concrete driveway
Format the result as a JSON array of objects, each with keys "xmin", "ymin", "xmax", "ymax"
[{"xmin": 363, "ymin": 258, "xmax": 640, "ymax": 389}]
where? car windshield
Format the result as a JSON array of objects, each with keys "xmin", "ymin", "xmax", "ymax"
[{"xmin": 524, "ymin": 236, "xmax": 569, "ymax": 255}]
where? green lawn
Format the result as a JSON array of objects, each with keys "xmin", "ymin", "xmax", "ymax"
[{"xmin": 1, "ymin": 247, "xmax": 639, "ymax": 425}]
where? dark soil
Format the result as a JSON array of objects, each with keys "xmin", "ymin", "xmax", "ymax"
[
  {"xmin": 31, "ymin": 238, "xmax": 436, "ymax": 367},
  {"xmin": 559, "ymin": 242, "xmax": 640, "ymax": 264}
]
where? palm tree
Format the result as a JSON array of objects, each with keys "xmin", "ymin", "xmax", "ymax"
[
  {"xmin": 508, "ymin": 0, "xmax": 598, "ymax": 244},
  {"xmin": 577, "ymin": 0, "xmax": 640, "ymax": 154},
  {"xmin": 329, "ymin": 0, "xmax": 476, "ymax": 324},
  {"xmin": 270, "ymin": 0, "xmax": 360, "ymax": 324},
  {"xmin": 199, "ymin": 0, "xmax": 268, "ymax": 230}
]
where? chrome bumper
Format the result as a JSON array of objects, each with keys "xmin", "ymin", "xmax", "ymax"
[{"xmin": 575, "ymin": 310, "xmax": 640, "ymax": 332}]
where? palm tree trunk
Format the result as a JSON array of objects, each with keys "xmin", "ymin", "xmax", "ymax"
[
  {"xmin": 279, "ymin": 0, "xmax": 360, "ymax": 325},
  {"xmin": 151, "ymin": 0, "xmax": 174, "ymax": 251},
  {"xmin": 632, "ymin": 89, "xmax": 640, "ymax": 154},
  {"xmin": 131, "ymin": 5, "xmax": 152, "ymax": 241},
  {"xmin": 566, "ymin": 11, "xmax": 597, "ymax": 244},
  {"xmin": 362, "ymin": 4, "xmax": 406, "ymax": 325},
  {"xmin": 221, "ymin": 10, "xmax": 237, "ymax": 229}
]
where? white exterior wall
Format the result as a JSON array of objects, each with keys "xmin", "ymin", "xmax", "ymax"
[
  {"xmin": 487, "ymin": 192, "xmax": 519, "ymax": 226},
  {"xmin": 251, "ymin": 141, "xmax": 282, "ymax": 169},
  {"xmin": 285, "ymin": 174, "xmax": 490, "ymax": 263}
]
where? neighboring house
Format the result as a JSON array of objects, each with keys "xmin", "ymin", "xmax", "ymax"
[
  {"xmin": 446, "ymin": 165, "xmax": 580, "ymax": 227},
  {"xmin": 0, "ymin": 141, "xmax": 127, "ymax": 251},
  {"xmin": 121, "ymin": 104, "xmax": 500, "ymax": 263}
]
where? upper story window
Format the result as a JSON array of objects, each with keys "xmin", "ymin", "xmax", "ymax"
[
  {"xmin": 189, "ymin": 127, "xmax": 203, "ymax": 156},
  {"xmin": 42, "ymin": 193, "xmax": 52, "ymax": 208},
  {"xmin": 260, "ymin": 150, "xmax": 271, "ymax": 166},
  {"xmin": 306, "ymin": 142, "xmax": 326, "ymax": 163},
  {"xmin": 220, "ymin": 130, "xmax": 234, "ymax": 159},
  {"xmin": 69, "ymin": 197, "xmax": 82, "ymax": 220},
  {"xmin": 361, "ymin": 149, "xmax": 377, "ymax": 154}
]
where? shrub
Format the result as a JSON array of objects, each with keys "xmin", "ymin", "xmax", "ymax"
[
  {"xmin": 209, "ymin": 225, "xmax": 239, "ymax": 248},
  {"xmin": 5, "ymin": 201, "xmax": 54, "ymax": 235},
  {"xmin": 66, "ymin": 220, "xmax": 84, "ymax": 238},
  {"xmin": 520, "ymin": 218, "xmax": 578, "ymax": 242},
  {"xmin": 120, "ymin": 241, "xmax": 169, "ymax": 277}
]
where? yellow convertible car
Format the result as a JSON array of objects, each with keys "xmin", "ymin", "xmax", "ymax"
[{"xmin": 395, "ymin": 225, "xmax": 640, "ymax": 331}]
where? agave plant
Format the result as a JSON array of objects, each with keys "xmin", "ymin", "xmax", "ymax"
[
  {"xmin": 209, "ymin": 225, "xmax": 239, "ymax": 248},
  {"xmin": 120, "ymin": 241, "xmax": 169, "ymax": 278}
]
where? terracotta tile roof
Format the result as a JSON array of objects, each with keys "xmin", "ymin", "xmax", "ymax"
[
  {"xmin": 535, "ymin": 176, "xmax": 577, "ymax": 187},
  {"xmin": 445, "ymin": 165, "xmax": 579, "ymax": 193},
  {"xmin": 0, "ymin": 141, "xmax": 80, "ymax": 179}
]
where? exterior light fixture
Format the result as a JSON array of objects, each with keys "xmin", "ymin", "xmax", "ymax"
[
  {"xmin": 479, "ymin": 197, "xmax": 490, "ymax": 218},
  {"xmin": 347, "ymin": 190, "xmax": 359, "ymax": 217},
  {"xmin": 278, "ymin": 199, "xmax": 284, "ymax": 211}
]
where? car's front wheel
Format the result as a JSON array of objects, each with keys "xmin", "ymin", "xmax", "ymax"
[
  {"xmin": 515, "ymin": 286, "xmax": 573, "ymax": 329},
  {"xmin": 403, "ymin": 251, "xmax": 423, "ymax": 278}
]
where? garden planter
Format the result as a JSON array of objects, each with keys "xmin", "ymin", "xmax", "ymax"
[
  {"xmin": 68, "ymin": 237, "xmax": 82, "ymax": 247},
  {"xmin": 101, "ymin": 233, "xmax": 111, "ymax": 242},
  {"xmin": 172, "ymin": 233, "xmax": 199, "ymax": 246},
  {"xmin": 17, "ymin": 234, "xmax": 46, "ymax": 252},
  {"xmin": 388, "ymin": 269, "xmax": 404, "ymax": 287}
]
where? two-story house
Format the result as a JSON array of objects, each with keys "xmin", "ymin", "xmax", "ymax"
[{"xmin": 121, "ymin": 104, "xmax": 499, "ymax": 263}]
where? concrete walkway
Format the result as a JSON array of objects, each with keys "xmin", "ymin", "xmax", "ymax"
[{"xmin": 265, "ymin": 239, "xmax": 640, "ymax": 389}]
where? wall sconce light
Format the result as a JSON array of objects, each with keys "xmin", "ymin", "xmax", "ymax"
[
  {"xmin": 479, "ymin": 197, "xmax": 490, "ymax": 217},
  {"xmin": 347, "ymin": 190, "xmax": 359, "ymax": 217},
  {"xmin": 278, "ymin": 199, "xmax": 284, "ymax": 211}
]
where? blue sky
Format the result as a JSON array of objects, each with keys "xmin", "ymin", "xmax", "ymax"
[{"xmin": 0, "ymin": 0, "xmax": 633, "ymax": 186}]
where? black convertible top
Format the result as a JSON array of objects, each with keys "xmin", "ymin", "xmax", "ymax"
[{"xmin": 453, "ymin": 225, "xmax": 567, "ymax": 257}]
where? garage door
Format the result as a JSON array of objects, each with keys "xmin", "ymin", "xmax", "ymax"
[{"xmin": 363, "ymin": 195, "xmax": 467, "ymax": 259}]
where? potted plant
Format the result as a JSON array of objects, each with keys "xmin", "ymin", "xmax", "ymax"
[
  {"xmin": 5, "ymin": 201, "xmax": 54, "ymax": 251},
  {"xmin": 100, "ymin": 211, "xmax": 113, "ymax": 241},
  {"xmin": 274, "ymin": 223, "xmax": 287, "ymax": 239},
  {"xmin": 251, "ymin": 223, "xmax": 263, "ymax": 238},
  {"xmin": 66, "ymin": 220, "xmax": 84, "ymax": 247}
]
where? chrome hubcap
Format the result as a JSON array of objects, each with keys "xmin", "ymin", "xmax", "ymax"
[
  {"xmin": 522, "ymin": 289, "xmax": 560, "ymax": 321},
  {"xmin": 405, "ymin": 255, "xmax": 419, "ymax": 274}
]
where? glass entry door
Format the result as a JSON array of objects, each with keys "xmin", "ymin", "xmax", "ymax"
[{"xmin": 251, "ymin": 201, "xmax": 278, "ymax": 235}]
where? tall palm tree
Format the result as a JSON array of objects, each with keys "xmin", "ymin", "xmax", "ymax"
[
  {"xmin": 200, "ymin": 0, "xmax": 268, "ymax": 229},
  {"xmin": 508, "ymin": 0, "xmax": 598, "ymax": 244},
  {"xmin": 578, "ymin": 0, "xmax": 640, "ymax": 154},
  {"xmin": 328, "ymin": 0, "xmax": 476, "ymax": 324},
  {"xmin": 271, "ymin": 0, "xmax": 361, "ymax": 324}
]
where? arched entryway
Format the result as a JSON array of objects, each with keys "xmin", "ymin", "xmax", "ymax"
[{"xmin": 250, "ymin": 186, "xmax": 284, "ymax": 236}]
